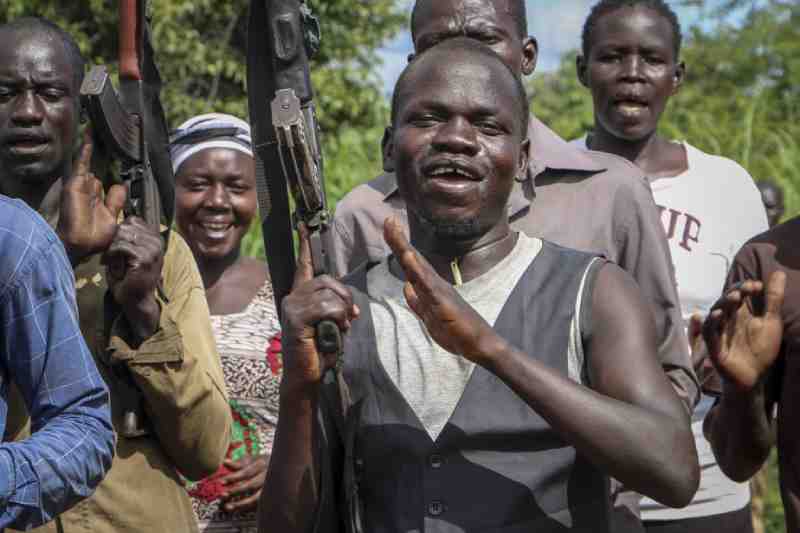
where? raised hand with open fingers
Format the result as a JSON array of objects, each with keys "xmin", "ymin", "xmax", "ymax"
[
  {"xmin": 702, "ymin": 271, "xmax": 786, "ymax": 392},
  {"xmin": 383, "ymin": 217, "xmax": 505, "ymax": 366},
  {"xmin": 57, "ymin": 130, "xmax": 127, "ymax": 265},
  {"xmin": 280, "ymin": 224, "xmax": 359, "ymax": 388}
]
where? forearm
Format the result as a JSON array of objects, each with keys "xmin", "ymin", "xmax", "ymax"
[
  {"xmin": 258, "ymin": 383, "xmax": 322, "ymax": 533},
  {"xmin": 121, "ymin": 295, "xmax": 160, "ymax": 346},
  {"xmin": 486, "ymin": 341, "xmax": 697, "ymax": 508},
  {"xmin": 111, "ymin": 294, "xmax": 231, "ymax": 479},
  {"xmin": 0, "ymin": 402, "xmax": 113, "ymax": 528},
  {"xmin": 129, "ymin": 352, "xmax": 231, "ymax": 479},
  {"xmin": 705, "ymin": 383, "xmax": 774, "ymax": 482}
]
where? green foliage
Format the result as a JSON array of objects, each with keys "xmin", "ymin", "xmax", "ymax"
[
  {"xmin": 0, "ymin": 0, "xmax": 404, "ymax": 136},
  {"xmin": 0, "ymin": 0, "xmax": 403, "ymax": 260},
  {"xmin": 530, "ymin": 0, "xmax": 800, "ymax": 221},
  {"xmin": 765, "ymin": 451, "xmax": 785, "ymax": 532}
]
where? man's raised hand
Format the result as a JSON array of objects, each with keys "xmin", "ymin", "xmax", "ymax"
[
  {"xmin": 383, "ymin": 217, "xmax": 505, "ymax": 366},
  {"xmin": 702, "ymin": 271, "xmax": 786, "ymax": 392},
  {"xmin": 281, "ymin": 225, "xmax": 359, "ymax": 387},
  {"xmin": 57, "ymin": 130, "xmax": 127, "ymax": 264}
]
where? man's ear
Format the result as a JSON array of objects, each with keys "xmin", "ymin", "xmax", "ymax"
[
  {"xmin": 576, "ymin": 54, "xmax": 589, "ymax": 88},
  {"xmin": 517, "ymin": 138, "xmax": 530, "ymax": 181},
  {"xmin": 521, "ymin": 36, "xmax": 538, "ymax": 76},
  {"xmin": 382, "ymin": 126, "xmax": 396, "ymax": 172},
  {"xmin": 672, "ymin": 60, "xmax": 686, "ymax": 95}
]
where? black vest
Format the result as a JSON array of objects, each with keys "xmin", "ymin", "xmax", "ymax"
[{"xmin": 319, "ymin": 241, "xmax": 610, "ymax": 533}]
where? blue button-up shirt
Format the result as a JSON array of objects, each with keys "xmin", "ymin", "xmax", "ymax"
[{"xmin": 0, "ymin": 195, "xmax": 114, "ymax": 529}]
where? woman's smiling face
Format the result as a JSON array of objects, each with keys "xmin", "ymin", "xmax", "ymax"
[{"xmin": 175, "ymin": 148, "xmax": 257, "ymax": 261}]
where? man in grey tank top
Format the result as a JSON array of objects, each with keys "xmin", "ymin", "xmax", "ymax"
[{"xmin": 257, "ymin": 39, "xmax": 699, "ymax": 533}]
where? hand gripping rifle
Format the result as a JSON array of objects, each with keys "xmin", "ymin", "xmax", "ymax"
[
  {"xmin": 247, "ymin": 1, "xmax": 343, "ymax": 360},
  {"xmin": 249, "ymin": 6, "xmax": 362, "ymax": 526},
  {"xmin": 80, "ymin": 0, "xmax": 176, "ymax": 438}
]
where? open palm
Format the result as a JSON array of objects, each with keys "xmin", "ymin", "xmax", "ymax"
[{"xmin": 703, "ymin": 271, "xmax": 786, "ymax": 392}]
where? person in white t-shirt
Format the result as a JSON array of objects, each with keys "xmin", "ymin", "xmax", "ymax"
[{"xmin": 571, "ymin": 1, "xmax": 768, "ymax": 532}]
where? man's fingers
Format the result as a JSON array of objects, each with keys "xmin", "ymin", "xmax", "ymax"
[
  {"xmin": 403, "ymin": 282, "xmax": 422, "ymax": 318},
  {"xmin": 383, "ymin": 216, "xmax": 412, "ymax": 259},
  {"xmin": 105, "ymin": 184, "xmax": 127, "ymax": 220},
  {"xmin": 764, "ymin": 270, "xmax": 787, "ymax": 316},
  {"xmin": 71, "ymin": 130, "xmax": 93, "ymax": 183},
  {"xmin": 688, "ymin": 313, "xmax": 707, "ymax": 369},
  {"xmin": 702, "ymin": 309, "xmax": 723, "ymax": 359},
  {"xmin": 720, "ymin": 289, "xmax": 743, "ymax": 319},
  {"xmin": 384, "ymin": 216, "xmax": 435, "ymax": 295},
  {"xmin": 293, "ymin": 223, "xmax": 314, "ymax": 288}
]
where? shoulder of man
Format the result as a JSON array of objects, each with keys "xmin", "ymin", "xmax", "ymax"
[
  {"xmin": 0, "ymin": 195, "xmax": 68, "ymax": 299},
  {"xmin": 565, "ymin": 134, "xmax": 649, "ymax": 188},
  {"xmin": 683, "ymin": 143, "xmax": 758, "ymax": 189},
  {"xmin": 581, "ymin": 148, "xmax": 650, "ymax": 188},
  {"xmin": 733, "ymin": 216, "xmax": 800, "ymax": 275},
  {"xmin": 333, "ymin": 171, "xmax": 401, "ymax": 221}
]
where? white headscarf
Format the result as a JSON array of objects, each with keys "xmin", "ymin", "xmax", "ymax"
[{"xmin": 169, "ymin": 113, "xmax": 253, "ymax": 173}]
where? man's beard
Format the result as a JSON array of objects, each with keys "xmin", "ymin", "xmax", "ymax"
[{"xmin": 414, "ymin": 208, "xmax": 484, "ymax": 241}]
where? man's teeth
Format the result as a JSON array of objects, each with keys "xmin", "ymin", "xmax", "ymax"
[{"xmin": 430, "ymin": 166, "xmax": 472, "ymax": 178}]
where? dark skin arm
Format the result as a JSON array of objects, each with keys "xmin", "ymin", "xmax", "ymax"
[
  {"xmin": 57, "ymin": 133, "xmax": 162, "ymax": 343},
  {"xmin": 702, "ymin": 273, "xmax": 785, "ymax": 482},
  {"xmin": 257, "ymin": 227, "xmax": 358, "ymax": 533},
  {"xmin": 385, "ymin": 219, "xmax": 698, "ymax": 507}
]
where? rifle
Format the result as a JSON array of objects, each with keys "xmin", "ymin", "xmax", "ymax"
[
  {"xmin": 81, "ymin": 0, "xmax": 174, "ymax": 235},
  {"xmin": 80, "ymin": 0, "xmax": 176, "ymax": 438},
  {"xmin": 247, "ymin": 0, "xmax": 342, "ymax": 357},
  {"xmin": 248, "ymin": 5, "xmax": 364, "ymax": 528}
]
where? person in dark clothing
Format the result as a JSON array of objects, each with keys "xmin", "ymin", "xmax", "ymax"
[
  {"xmin": 256, "ymin": 38, "xmax": 698, "ymax": 533},
  {"xmin": 702, "ymin": 220, "xmax": 800, "ymax": 530}
]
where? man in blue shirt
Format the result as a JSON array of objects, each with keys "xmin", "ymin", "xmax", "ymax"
[{"xmin": 0, "ymin": 194, "xmax": 114, "ymax": 529}]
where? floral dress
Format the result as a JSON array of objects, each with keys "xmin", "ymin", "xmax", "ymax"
[{"xmin": 184, "ymin": 282, "xmax": 282, "ymax": 533}]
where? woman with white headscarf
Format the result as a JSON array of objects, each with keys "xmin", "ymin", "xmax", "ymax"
[{"xmin": 171, "ymin": 113, "xmax": 281, "ymax": 532}]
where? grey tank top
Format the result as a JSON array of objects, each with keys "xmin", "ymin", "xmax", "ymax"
[{"xmin": 317, "ymin": 240, "xmax": 608, "ymax": 533}]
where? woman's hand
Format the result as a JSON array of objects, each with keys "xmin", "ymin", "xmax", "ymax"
[{"xmin": 219, "ymin": 455, "xmax": 270, "ymax": 513}]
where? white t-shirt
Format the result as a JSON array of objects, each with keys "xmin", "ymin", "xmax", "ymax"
[{"xmin": 572, "ymin": 137, "xmax": 769, "ymax": 519}]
